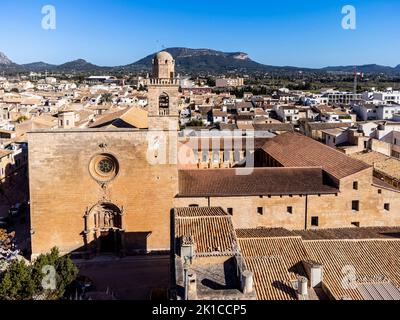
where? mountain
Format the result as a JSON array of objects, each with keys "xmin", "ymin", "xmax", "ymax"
[
  {"xmin": 120, "ymin": 47, "xmax": 312, "ymax": 74},
  {"xmin": 322, "ymin": 64, "xmax": 397, "ymax": 74},
  {"xmin": 0, "ymin": 48, "xmax": 399, "ymax": 75},
  {"xmin": 0, "ymin": 52, "xmax": 13, "ymax": 65},
  {"xmin": 55, "ymin": 59, "xmax": 110, "ymax": 73},
  {"xmin": 22, "ymin": 61, "xmax": 57, "ymax": 72}
]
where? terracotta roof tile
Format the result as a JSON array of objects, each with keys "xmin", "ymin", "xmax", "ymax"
[
  {"xmin": 304, "ymin": 240, "xmax": 400, "ymax": 300},
  {"xmin": 261, "ymin": 133, "xmax": 371, "ymax": 179},
  {"xmin": 178, "ymin": 168, "xmax": 338, "ymax": 197},
  {"xmin": 174, "ymin": 207, "xmax": 237, "ymax": 256}
]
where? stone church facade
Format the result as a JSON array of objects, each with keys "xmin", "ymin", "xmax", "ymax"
[{"xmin": 28, "ymin": 52, "xmax": 180, "ymax": 258}]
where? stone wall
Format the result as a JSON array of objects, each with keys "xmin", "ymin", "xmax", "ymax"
[
  {"xmin": 175, "ymin": 168, "xmax": 400, "ymax": 230},
  {"xmin": 28, "ymin": 129, "xmax": 178, "ymax": 257}
]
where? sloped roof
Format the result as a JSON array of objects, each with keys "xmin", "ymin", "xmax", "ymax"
[
  {"xmin": 178, "ymin": 168, "xmax": 338, "ymax": 197},
  {"xmin": 293, "ymin": 227, "xmax": 400, "ymax": 240},
  {"xmin": 89, "ymin": 107, "xmax": 148, "ymax": 129},
  {"xmin": 174, "ymin": 207, "xmax": 237, "ymax": 256},
  {"xmin": 244, "ymin": 256, "xmax": 297, "ymax": 300},
  {"xmin": 238, "ymin": 236, "xmax": 309, "ymax": 300},
  {"xmin": 350, "ymin": 151, "xmax": 400, "ymax": 180},
  {"xmin": 304, "ymin": 239, "xmax": 400, "ymax": 300},
  {"xmin": 261, "ymin": 132, "xmax": 371, "ymax": 180}
]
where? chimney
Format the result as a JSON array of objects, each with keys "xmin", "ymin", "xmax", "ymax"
[
  {"xmin": 302, "ymin": 261, "xmax": 324, "ymax": 288},
  {"xmin": 297, "ymin": 277, "xmax": 308, "ymax": 300},
  {"xmin": 180, "ymin": 236, "xmax": 195, "ymax": 264},
  {"xmin": 241, "ymin": 270, "xmax": 254, "ymax": 294},
  {"xmin": 187, "ymin": 272, "xmax": 197, "ymax": 300},
  {"xmin": 310, "ymin": 264, "xmax": 323, "ymax": 288}
]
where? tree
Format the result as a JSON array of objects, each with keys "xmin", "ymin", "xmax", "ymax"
[
  {"xmin": 31, "ymin": 247, "xmax": 78, "ymax": 300},
  {"xmin": 100, "ymin": 93, "xmax": 113, "ymax": 104},
  {"xmin": 0, "ymin": 260, "xmax": 35, "ymax": 300},
  {"xmin": 16, "ymin": 116, "xmax": 28, "ymax": 124},
  {"xmin": 0, "ymin": 247, "xmax": 78, "ymax": 300}
]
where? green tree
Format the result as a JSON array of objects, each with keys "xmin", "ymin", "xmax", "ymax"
[
  {"xmin": 100, "ymin": 93, "xmax": 113, "ymax": 104},
  {"xmin": 16, "ymin": 116, "xmax": 28, "ymax": 124},
  {"xmin": 0, "ymin": 247, "xmax": 78, "ymax": 300},
  {"xmin": 31, "ymin": 247, "xmax": 78, "ymax": 300},
  {"xmin": 0, "ymin": 260, "xmax": 35, "ymax": 300}
]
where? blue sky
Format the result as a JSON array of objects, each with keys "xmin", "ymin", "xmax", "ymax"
[{"xmin": 0, "ymin": 0, "xmax": 399, "ymax": 67}]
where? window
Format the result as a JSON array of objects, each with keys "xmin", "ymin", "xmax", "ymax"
[
  {"xmin": 378, "ymin": 189, "xmax": 382, "ymax": 194},
  {"xmin": 353, "ymin": 181, "xmax": 358, "ymax": 190},
  {"xmin": 311, "ymin": 217, "xmax": 319, "ymax": 227},
  {"xmin": 98, "ymin": 159, "xmax": 114, "ymax": 174},
  {"xmin": 257, "ymin": 207, "xmax": 264, "ymax": 215},
  {"xmin": 352, "ymin": 200, "xmax": 360, "ymax": 212},
  {"xmin": 158, "ymin": 93, "xmax": 170, "ymax": 116},
  {"xmin": 384, "ymin": 203, "xmax": 390, "ymax": 211},
  {"xmin": 287, "ymin": 206, "xmax": 293, "ymax": 214},
  {"xmin": 351, "ymin": 222, "xmax": 360, "ymax": 227},
  {"xmin": 227, "ymin": 208, "xmax": 233, "ymax": 215}
]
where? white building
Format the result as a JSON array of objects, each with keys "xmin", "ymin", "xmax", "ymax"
[
  {"xmin": 353, "ymin": 104, "xmax": 400, "ymax": 121},
  {"xmin": 362, "ymin": 89, "xmax": 400, "ymax": 105},
  {"xmin": 274, "ymin": 105, "xmax": 300, "ymax": 124}
]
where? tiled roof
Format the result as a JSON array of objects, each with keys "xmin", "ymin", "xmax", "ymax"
[
  {"xmin": 244, "ymin": 256, "xmax": 297, "ymax": 300},
  {"xmin": 261, "ymin": 132, "xmax": 371, "ymax": 180},
  {"xmin": 175, "ymin": 207, "xmax": 227, "ymax": 217},
  {"xmin": 89, "ymin": 107, "xmax": 148, "ymax": 129},
  {"xmin": 238, "ymin": 236, "xmax": 309, "ymax": 300},
  {"xmin": 178, "ymin": 168, "xmax": 338, "ymax": 197},
  {"xmin": 307, "ymin": 122, "xmax": 352, "ymax": 131},
  {"xmin": 236, "ymin": 228, "xmax": 296, "ymax": 239},
  {"xmin": 350, "ymin": 151, "xmax": 400, "ymax": 180},
  {"xmin": 174, "ymin": 207, "xmax": 237, "ymax": 256},
  {"xmin": 304, "ymin": 239, "xmax": 400, "ymax": 300},
  {"xmin": 293, "ymin": 227, "xmax": 400, "ymax": 240},
  {"xmin": 238, "ymin": 237, "xmax": 309, "ymax": 279},
  {"xmin": 253, "ymin": 123, "xmax": 294, "ymax": 132}
]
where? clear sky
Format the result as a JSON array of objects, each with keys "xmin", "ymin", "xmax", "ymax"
[{"xmin": 0, "ymin": 0, "xmax": 399, "ymax": 68}]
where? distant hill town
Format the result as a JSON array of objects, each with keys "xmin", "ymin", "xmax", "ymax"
[{"xmin": 1, "ymin": 47, "xmax": 400, "ymax": 75}]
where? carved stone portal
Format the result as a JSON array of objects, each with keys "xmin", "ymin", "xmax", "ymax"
[{"xmin": 83, "ymin": 202, "xmax": 125, "ymax": 257}]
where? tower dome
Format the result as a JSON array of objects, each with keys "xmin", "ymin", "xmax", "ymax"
[
  {"xmin": 155, "ymin": 51, "xmax": 174, "ymax": 62},
  {"xmin": 152, "ymin": 51, "xmax": 175, "ymax": 79}
]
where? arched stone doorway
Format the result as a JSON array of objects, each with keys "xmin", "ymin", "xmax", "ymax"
[{"xmin": 83, "ymin": 202, "xmax": 125, "ymax": 257}]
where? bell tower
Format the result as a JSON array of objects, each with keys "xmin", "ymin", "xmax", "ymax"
[{"xmin": 147, "ymin": 51, "xmax": 180, "ymax": 131}]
